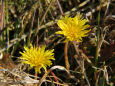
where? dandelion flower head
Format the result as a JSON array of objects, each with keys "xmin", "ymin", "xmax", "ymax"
[
  {"xmin": 56, "ymin": 14, "xmax": 90, "ymax": 42},
  {"xmin": 19, "ymin": 44, "xmax": 55, "ymax": 73}
]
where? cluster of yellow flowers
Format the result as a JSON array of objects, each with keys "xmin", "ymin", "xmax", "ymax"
[{"xmin": 19, "ymin": 13, "xmax": 90, "ymax": 73}]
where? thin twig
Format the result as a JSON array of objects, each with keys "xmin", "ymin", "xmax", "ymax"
[
  {"xmin": 38, "ymin": 69, "xmax": 51, "ymax": 86},
  {"xmin": 51, "ymin": 71, "xmax": 60, "ymax": 86}
]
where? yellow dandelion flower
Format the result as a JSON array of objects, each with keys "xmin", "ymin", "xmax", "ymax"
[
  {"xmin": 19, "ymin": 44, "xmax": 55, "ymax": 73},
  {"xmin": 56, "ymin": 14, "xmax": 90, "ymax": 42}
]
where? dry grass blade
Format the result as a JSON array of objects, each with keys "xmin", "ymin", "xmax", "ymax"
[{"xmin": 0, "ymin": 66, "xmax": 39, "ymax": 85}]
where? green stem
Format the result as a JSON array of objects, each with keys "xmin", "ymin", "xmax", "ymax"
[
  {"xmin": 27, "ymin": 5, "xmax": 37, "ymax": 47},
  {"xmin": 5, "ymin": 0, "xmax": 9, "ymax": 51},
  {"xmin": 95, "ymin": 0, "xmax": 102, "ymax": 67}
]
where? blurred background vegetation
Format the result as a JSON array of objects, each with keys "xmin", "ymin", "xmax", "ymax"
[{"xmin": 0, "ymin": 0, "xmax": 115, "ymax": 86}]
